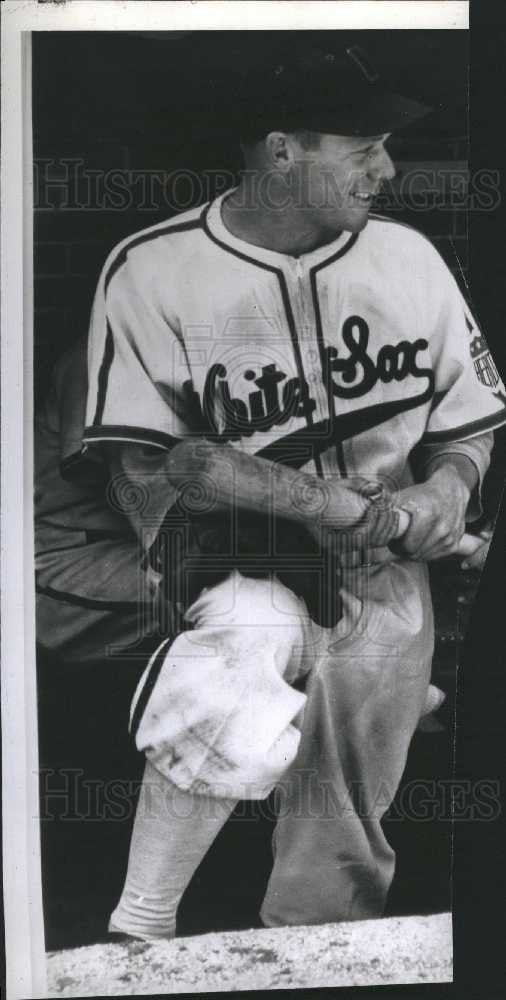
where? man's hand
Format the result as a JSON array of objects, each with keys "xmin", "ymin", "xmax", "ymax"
[
  {"xmin": 396, "ymin": 465, "xmax": 471, "ymax": 561},
  {"xmin": 304, "ymin": 477, "xmax": 403, "ymax": 555}
]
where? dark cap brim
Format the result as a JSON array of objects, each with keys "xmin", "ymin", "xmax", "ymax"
[
  {"xmin": 237, "ymin": 89, "xmax": 432, "ymax": 141},
  {"xmin": 313, "ymin": 91, "xmax": 433, "ymax": 136},
  {"xmin": 274, "ymin": 89, "xmax": 433, "ymax": 137}
]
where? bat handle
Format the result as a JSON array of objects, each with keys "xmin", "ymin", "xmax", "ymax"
[{"xmin": 393, "ymin": 507, "xmax": 486, "ymax": 558}]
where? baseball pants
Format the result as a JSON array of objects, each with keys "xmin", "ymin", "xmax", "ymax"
[{"xmin": 113, "ymin": 557, "xmax": 433, "ymax": 931}]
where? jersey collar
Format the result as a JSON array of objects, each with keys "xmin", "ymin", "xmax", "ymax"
[{"xmin": 205, "ymin": 189, "xmax": 357, "ymax": 270}]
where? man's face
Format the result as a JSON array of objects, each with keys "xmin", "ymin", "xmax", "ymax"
[{"xmin": 290, "ymin": 131, "xmax": 396, "ymax": 234}]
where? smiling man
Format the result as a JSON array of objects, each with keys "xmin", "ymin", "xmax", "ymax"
[
  {"xmin": 223, "ymin": 130, "xmax": 396, "ymax": 251},
  {"xmin": 73, "ymin": 43, "xmax": 506, "ymax": 939}
]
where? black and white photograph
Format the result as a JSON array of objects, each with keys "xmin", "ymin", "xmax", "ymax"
[{"xmin": 2, "ymin": 1, "xmax": 506, "ymax": 997}]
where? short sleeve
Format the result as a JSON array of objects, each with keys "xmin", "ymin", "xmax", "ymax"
[
  {"xmin": 422, "ymin": 248, "xmax": 506, "ymax": 444},
  {"xmin": 84, "ymin": 245, "xmax": 198, "ymax": 453}
]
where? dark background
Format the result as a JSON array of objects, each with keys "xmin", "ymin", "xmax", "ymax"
[{"xmin": 33, "ymin": 24, "xmax": 506, "ymax": 996}]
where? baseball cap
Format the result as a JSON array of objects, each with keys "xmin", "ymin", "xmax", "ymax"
[{"xmin": 235, "ymin": 44, "xmax": 432, "ymax": 139}]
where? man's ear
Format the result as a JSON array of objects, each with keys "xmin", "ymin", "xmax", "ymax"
[{"xmin": 265, "ymin": 131, "xmax": 294, "ymax": 172}]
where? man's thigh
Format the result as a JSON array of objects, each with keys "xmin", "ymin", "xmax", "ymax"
[
  {"xmin": 131, "ymin": 571, "xmax": 314, "ymax": 799},
  {"xmin": 260, "ymin": 560, "xmax": 434, "ymax": 925}
]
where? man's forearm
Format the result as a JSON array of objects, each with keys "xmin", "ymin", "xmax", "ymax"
[
  {"xmin": 165, "ymin": 439, "xmax": 369, "ymax": 529},
  {"xmin": 423, "ymin": 452, "xmax": 478, "ymax": 507},
  {"xmin": 106, "ymin": 439, "xmax": 402, "ymax": 548},
  {"xmin": 416, "ymin": 431, "xmax": 493, "ymax": 522}
]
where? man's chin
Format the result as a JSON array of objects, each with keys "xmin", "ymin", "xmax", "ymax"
[{"xmin": 342, "ymin": 213, "xmax": 370, "ymax": 234}]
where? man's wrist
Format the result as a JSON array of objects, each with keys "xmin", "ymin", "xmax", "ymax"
[
  {"xmin": 288, "ymin": 473, "xmax": 370, "ymax": 531},
  {"xmin": 284, "ymin": 473, "xmax": 327, "ymax": 521},
  {"xmin": 426, "ymin": 457, "xmax": 474, "ymax": 502}
]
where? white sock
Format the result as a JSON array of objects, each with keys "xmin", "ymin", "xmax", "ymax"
[{"xmin": 109, "ymin": 761, "xmax": 236, "ymax": 941}]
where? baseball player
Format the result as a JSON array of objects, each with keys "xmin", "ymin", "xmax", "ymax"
[{"xmin": 75, "ymin": 45, "xmax": 505, "ymax": 939}]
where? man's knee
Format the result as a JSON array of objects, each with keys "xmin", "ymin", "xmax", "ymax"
[{"xmin": 187, "ymin": 570, "xmax": 308, "ymax": 634}]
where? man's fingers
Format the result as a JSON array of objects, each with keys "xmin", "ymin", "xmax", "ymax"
[
  {"xmin": 413, "ymin": 524, "xmax": 459, "ymax": 555},
  {"xmin": 418, "ymin": 537, "xmax": 462, "ymax": 561},
  {"xmin": 338, "ymin": 545, "xmax": 394, "ymax": 567},
  {"xmin": 408, "ymin": 520, "xmax": 465, "ymax": 560},
  {"xmin": 394, "ymin": 508, "xmax": 411, "ymax": 537},
  {"xmin": 402, "ymin": 518, "xmax": 465, "ymax": 559},
  {"xmin": 400, "ymin": 518, "xmax": 434, "ymax": 554}
]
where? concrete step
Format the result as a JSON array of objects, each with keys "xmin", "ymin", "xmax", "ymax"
[{"xmin": 47, "ymin": 911, "xmax": 452, "ymax": 995}]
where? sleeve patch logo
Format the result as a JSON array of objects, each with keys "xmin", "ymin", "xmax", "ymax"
[{"xmin": 465, "ymin": 314, "xmax": 500, "ymax": 389}]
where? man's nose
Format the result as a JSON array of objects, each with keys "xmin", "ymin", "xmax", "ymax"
[{"xmin": 369, "ymin": 148, "xmax": 396, "ymax": 183}]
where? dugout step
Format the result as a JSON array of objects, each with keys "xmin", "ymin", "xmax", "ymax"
[{"xmin": 46, "ymin": 911, "xmax": 452, "ymax": 995}]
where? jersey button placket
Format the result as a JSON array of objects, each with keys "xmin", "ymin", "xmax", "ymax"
[{"xmin": 290, "ymin": 258, "xmax": 329, "ymax": 427}]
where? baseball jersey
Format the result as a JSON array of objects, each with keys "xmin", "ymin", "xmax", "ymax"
[{"xmin": 84, "ymin": 192, "xmax": 506, "ymax": 496}]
